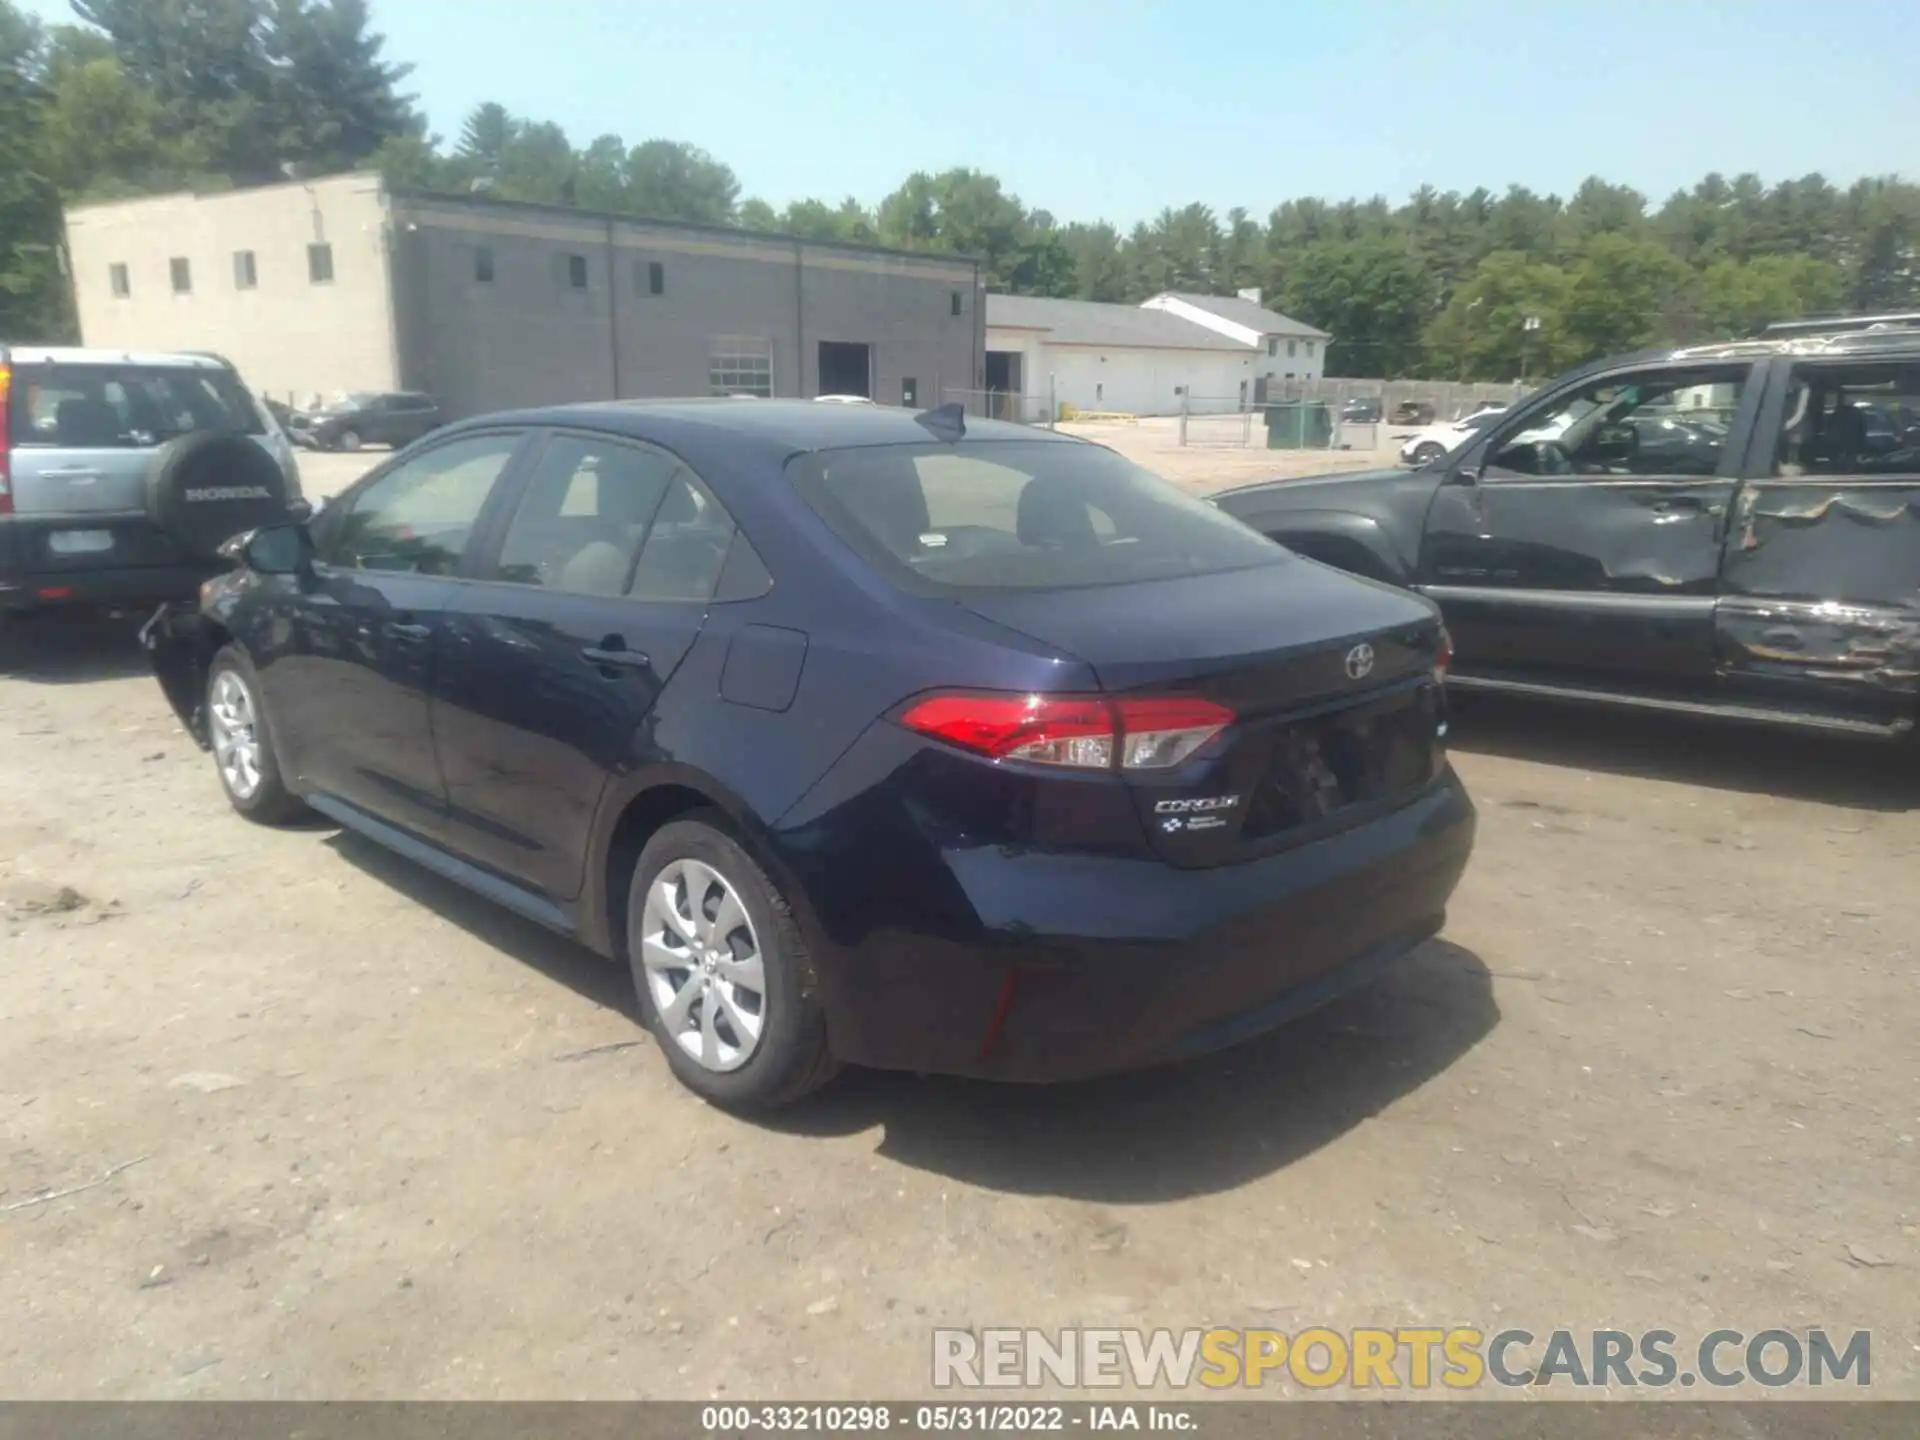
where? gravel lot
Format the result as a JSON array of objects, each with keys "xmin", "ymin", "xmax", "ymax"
[{"xmin": 1, "ymin": 431, "xmax": 1915, "ymax": 1400}]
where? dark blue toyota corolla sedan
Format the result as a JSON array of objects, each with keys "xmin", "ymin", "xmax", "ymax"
[{"xmin": 144, "ymin": 399, "xmax": 1475, "ymax": 1108}]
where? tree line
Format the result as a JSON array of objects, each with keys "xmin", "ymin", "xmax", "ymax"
[{"xmin": 4, "ymin": 0, "xmax": 1918, "ymax": 379}]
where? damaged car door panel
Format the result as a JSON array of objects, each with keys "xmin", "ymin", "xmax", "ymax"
[{"xmin": 1215, "ymin": 345, "xmax": 1920, "ymax": 738}]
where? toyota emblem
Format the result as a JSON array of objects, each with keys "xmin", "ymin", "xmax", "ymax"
[{"xmin": 1344, "ymin": 643, "xmax": 1376, "ymax": 680}]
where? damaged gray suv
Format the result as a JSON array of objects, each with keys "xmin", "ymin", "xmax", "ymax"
[{"xmin": 1214, "ymin": 313, "xmax": 1920, "ymax": 740}]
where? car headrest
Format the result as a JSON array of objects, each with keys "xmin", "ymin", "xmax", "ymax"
[
  {"xmin": 1016, "ymin": 481, "xmax": 1100, "ymax": 552},
  {"xmin": 55, "ymin": 398, "xmax": 122, "ymax": 447},
  {"xmin": 839, "ymin": 468, "xmax": 932, "ymax": 553}
]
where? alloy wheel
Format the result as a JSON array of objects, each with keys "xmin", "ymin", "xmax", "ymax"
[
  {"xmin": 639, "ymin": 858, "xmax": 767, "ymax": 1072},
  {"xmin": 208, "ymin": 670, "xmax": 262, "ymax": 800}
]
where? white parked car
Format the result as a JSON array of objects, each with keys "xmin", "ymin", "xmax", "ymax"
[
  {"xmin": 1398, "ymin": 407, "xmax": 1509, "ymax": 466},
  {"xmin": 1398, "ymin": 405, "xmax": 1570, "ymax": 467}
]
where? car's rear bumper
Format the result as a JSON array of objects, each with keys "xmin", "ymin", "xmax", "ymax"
[
  {"xmin": 783, "ymin": 768, "xmax": 1477, "ymax": 1083},
  {"xmin": 0, "ymin": 513, "xmax": 208, "ymax": 613}
]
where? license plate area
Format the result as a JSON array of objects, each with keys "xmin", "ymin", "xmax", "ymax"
[
  {"xmin": 1240, "ymin": 687, "xmax": 1441, "ymax": 841},
  {"xmin": 47, "ymin": 529, "xmax": 115, "ymax": 556}
]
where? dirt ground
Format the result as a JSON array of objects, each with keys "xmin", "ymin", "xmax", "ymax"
[{"xmin": 1, "ymin": 432, "xmax": 1915, "ymax": 1401}]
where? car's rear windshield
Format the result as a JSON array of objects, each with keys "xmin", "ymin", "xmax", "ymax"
[
  {"xmin": 7, "ymin": 363, "xmax": 264, "ymax": 448},
  {"xmin": 789, "ymin": 439, "xmax": 1286, "ymax": 594}
]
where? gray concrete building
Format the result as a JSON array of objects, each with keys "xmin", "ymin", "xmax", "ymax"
[{"xmin": 64, "ymin": 174, "xmax": 986, "ymax": 419}]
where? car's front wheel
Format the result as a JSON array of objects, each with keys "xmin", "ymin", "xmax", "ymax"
[
  {"xmin": 627, "ymin": 814, "xmax": 836, "ymax": 1109},
  {"xmin": 1410, "ymin": 441, "xmax": 1445, "ymax": 465},
  {"xmin": 206, "ymin": 647, "xmax": 305, "ymax": 825},
  {"xmin": 335, "ymin": 429, "xmax": 362, "ymax": 452}
]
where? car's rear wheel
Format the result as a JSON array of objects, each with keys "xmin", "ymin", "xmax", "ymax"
[
  {"xmin": 627, "ymin": 814, "xmax": 836, "ymax": 1109},
  {"xmin": 206, "ymin": 647, "xmax": 305, "ymax": 825},
  {"xmin": 336, "ymin": 429, "xmax": 362, "ymax": 452}
]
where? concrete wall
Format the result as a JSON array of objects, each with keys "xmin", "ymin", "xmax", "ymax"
[
  {"xmin": 64, "ymin": 175, "xmax": 398, "ymax": 402},
  {"xmin": 389, "ymin": 195, "xmax": 983, "ymax": 419}
]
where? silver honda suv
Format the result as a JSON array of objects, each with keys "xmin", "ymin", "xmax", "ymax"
[{"xmin": 1, "ymin": 345, "xmax": 306, "ymax": 629}]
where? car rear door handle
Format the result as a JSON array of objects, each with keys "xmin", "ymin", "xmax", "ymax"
[
  {"xmin": 384, "ymin": 621, "xmax": 432, "ymax": 641},
  {"xmin": 581, "ymin": 642, "xmax": 650, "ymax": 671}
]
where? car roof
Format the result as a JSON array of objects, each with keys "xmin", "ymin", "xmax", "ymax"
[
  {"xmin": 460, "ymin": 398, "xmax": 1076, "ymax": 457},
  {"xmin": 1, "ymin": 345, "xmax": 232, "ymax": 369}
]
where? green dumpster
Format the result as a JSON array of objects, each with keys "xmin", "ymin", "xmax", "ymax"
[{"xmin": 1264, "ymin": 401, "xmax": 1334, "ymax": 449}]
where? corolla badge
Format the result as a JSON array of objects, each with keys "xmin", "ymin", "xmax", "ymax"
[{"xmin": 1345, "ymin": 642, "xmax": 1376, "ymax": 680}]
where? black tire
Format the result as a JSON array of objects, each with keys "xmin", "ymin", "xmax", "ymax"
[
  {"xmin": 205, "ymin": 646, "xmax": 306, "ymax": 825},
  {"xmin": 337, "ymin": 429, "xmax": 362, "ymax": 452},
  {"xmin": 1411, "ymin": 442, "xmax": 1446, "ymax": 466},
  {"xmin": 145, "ymin": 432, "xmax": 294, "ymax": 562},
  {"xmin": 626, "ymin": 812, "xmax": 837, "ymax": 1110}
]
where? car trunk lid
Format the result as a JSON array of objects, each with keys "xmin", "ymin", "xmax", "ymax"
[{"xmin": 962, "ymin": 558, "xmax": 1450, "ymax": 866}]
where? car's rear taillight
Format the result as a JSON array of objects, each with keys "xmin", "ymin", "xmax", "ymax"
[
  {"xmin": 900, "ymin": 693, "xmax": 1234, "ymax": 771},
  {"xmin": 0, "ymin": 361, "xmax": 13, "ymax": 515},
  {"xmin": 1434, "ymin": 626, "xmax": 1454, "ymax": 684}
]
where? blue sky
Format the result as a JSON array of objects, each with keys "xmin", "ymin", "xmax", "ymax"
[{"xmin": 22, "ymin": 0, "xmax": 1920, "ymax": 226}]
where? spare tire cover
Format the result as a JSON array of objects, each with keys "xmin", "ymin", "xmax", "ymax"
[{"xmin": 146, "ymin": 433, "xmax": 292, "ymax": 562}]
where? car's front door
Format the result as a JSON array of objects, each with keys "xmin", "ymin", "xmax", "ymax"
[
  {"xmin": 1419, "ymin": 361, "xmax": 1760, "ymax": 682},
  {"xmin": 1717, "ymin": 356, "xmax": 1920, "ymax": 726},
  {"xmin": 431, "ymin": 432, "xmax": 736, "ymax": 899},
  {"xmin": 264, "ymin": 429, "xmax": 529, "ymax": 837}
]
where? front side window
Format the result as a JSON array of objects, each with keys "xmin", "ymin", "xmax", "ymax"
[
  {"xmin": 791, "ymin": 440, "xmax": 1286, "ymax": 594},
  {"xmin": 326, "ymin": 432, "xmax": 521, "ymax": 574},
  {"xmin": 1485, "ymin": 366, "xmax": 1747, "ymax": 480},
  {"xmin": 495, "ymin": 436, "xmax": 678, "ymax": 595},
  {"xmin": 7, "ymin": 364, "xmax": 264, "ymax": 448},
  {"xmin": 1775, "ymin": 362, "xmax": 1920, "ymax": 478}
]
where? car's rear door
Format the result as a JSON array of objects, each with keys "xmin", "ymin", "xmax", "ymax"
[
  {"xmin": 266, "ymin": 428, "xmax": 532, "ymax": 838},
  {"xmin": 431, "ymin": 431, "xmax": 735, "ymax": 899},
  {"xmin": 1418, "ymin": 360, "xmax": 1761, "ymax": 682},
  {"xmin": 1715, "ymin": 355, "xmax": 1920, "ymax": 728}
]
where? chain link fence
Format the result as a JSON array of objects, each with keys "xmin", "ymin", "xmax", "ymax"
[{"xmin": 1177, "ymin": 377, "xmax": 1536, "ymax": 449}]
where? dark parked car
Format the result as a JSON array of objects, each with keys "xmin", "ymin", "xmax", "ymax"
[
  {"xmin": 1340, "ymin": 397, "xmax": 1383, "ymax": 424},
  {"xmin": 1214, "ymin": 319, "xmax": 1920, "ymax": 740},
  {"xmin": 290, "ymin": 391, "xmax": 441, "ymax": 451},
  {"xmin": 144, "ymin": 400, "xmax": 1472, "ymax": 1108},
  {"xmin": 1389, "ymin": 400, "xmax": 1436, "ymax": 426}
]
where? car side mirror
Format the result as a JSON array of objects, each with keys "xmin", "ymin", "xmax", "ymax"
[
  {"xmin": 287, "ymin": 497, "xmax": 313, "ymax": 524},
  {"xmin": 239, "ymin": 523, "xmax": 314, "ymax": 576},
  {"xmin": 1447, "ymin": 456, "xmax": 1482, "ymax": 484}
]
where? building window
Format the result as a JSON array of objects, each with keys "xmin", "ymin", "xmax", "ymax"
[
  {"xmin": 709, "ymin": 337, "xmax": 773, "ymax": 398},
  {"xmin": 308, "ymin": 243, "xmax": 334, "ymax": 284},
  {"xmin": 641, "ymin": 260, "xmax": 664, "ymax": 296},
  {"xmin": 1266, "ymin": 338, "xmax": 1277, "ymax": 357},
  {"xmin": 951, "ymin": 290, "xmax": 963, "ymax": 317},
  {"xmin": 233, "ymin": 250, "xmax": 257, "ymax": 289},
  {"xmin": 1306, "ymin": 340, "xmax": 1315, "ymax": 358},
  {"xmin": 566, "ymin": 253, "xmax": 588, "ymax": 289},
  {"xmin": 109, "ymin": 263, "xmax": 130, "ymax": 298},
  {"xmin": 474, "ymin": 246, "xmax": 494, "ymax": 283},
  {"xmin": 902, "ymin": 377, "xmax": 918, "ymax": 407},
  {"xmin": 169, "ymin": 257, "xmax": 191, "ymax": 294},
  {"xmin": 1287, "ymin": 339, "xmax": 1298, "ymax": 358}
]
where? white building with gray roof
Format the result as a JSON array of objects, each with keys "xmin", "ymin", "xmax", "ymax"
[{"xmin": 985, "ymin": 289, "xmax": 1329, "ymax": 418}]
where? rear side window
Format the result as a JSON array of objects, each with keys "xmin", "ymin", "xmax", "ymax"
[
  {"xmin": 628, "ymin": 473, "xmax": 735, "ymax": 602},
  {"xmin": 790, "ymin": 440, "xmax": 1284, "ymax": 593},
  {"xmin": 6, "ymin": 364, "xmax": 265, "ymax": 448},
  {"xmin": 1775, "ymin": 362, "xmax": 1920, "ymax": 477},
  {"xmin": 327, "ymin": 432, "xmax": 521, "ymax": 575},
  {"xmin": 494, "ymin": 436, "xmax": 678, "ymax": 595}
]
